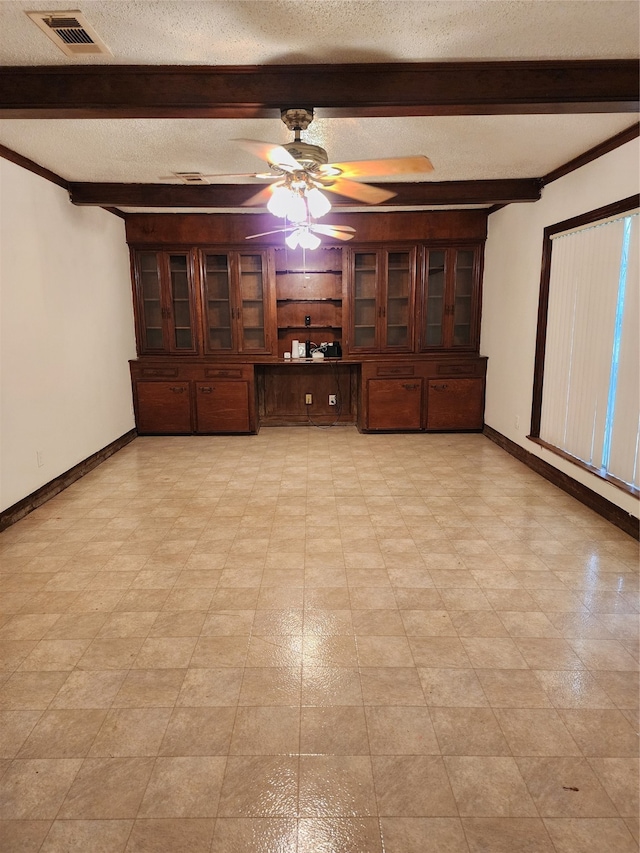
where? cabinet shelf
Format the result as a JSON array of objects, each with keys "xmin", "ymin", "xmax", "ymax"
[
  {"xmin": 278, "ymin": 325, "xmax": 342, "ymax": 331},
  {"xmin": 276, "ymin": 298, "xmax": 341, "ymax": 303},
  {"xmin": 276, "ymin": 269, "xmax": 342, "ymax": 275}
]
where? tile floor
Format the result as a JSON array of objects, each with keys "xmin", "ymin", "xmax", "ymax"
[{"xmin": 0, "ymin": 428, "xmax": 638, "ymax": 852}]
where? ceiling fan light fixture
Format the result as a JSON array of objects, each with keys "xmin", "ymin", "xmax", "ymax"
[
  {"xmin": 297, "ymin": 228, "xmax": 322, "ymax": 250},
  {"xmin": 306, "ymin": 187, "xmax": 332, "ymax": 218},
  {"xmin": 267, "ymin": 185, "xmax": 293, "ymax": 217}
]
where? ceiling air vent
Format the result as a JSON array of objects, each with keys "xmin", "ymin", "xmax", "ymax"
[
  {"xmin": 172, "ymin": 173, "xmax": 211, "ymax": 185},
  {"xmin": 27, "ymin": 10, "xmax": 111, "ymax": 56}
]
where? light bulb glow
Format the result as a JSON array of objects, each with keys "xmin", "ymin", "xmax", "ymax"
[
  {"xmin": 285, "ymin": 230, "xmax": 301, "ymax": 250},
  {"xmin": 287, "ymin": 192, "xmax": 308, "ymax": 223},
  {"xmin": 267, "ymin": 185, "xmax": 293, "ymax": 218},
  {"xmin": 306, "ymin": 187, "xmax": 331, "ymax": 218},
  {"xmin": 297, "ymin": 228, "xmax": 321, "ymax": 250}
]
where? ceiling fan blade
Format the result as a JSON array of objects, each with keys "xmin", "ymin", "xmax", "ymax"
[
  {"xmin": 311, "ymin": 224, "xmax": 355, "ymax": 241},
  {"xmin": 241, "ymin": 183, "xmax": 280, "ymax": 207},
  {"xmin": 232, "ymin": 138, "xmax": 301, "ymax": 171},
  {"xmin": 245, "ymin": 227, "xmax": 294, "ymax": 240},
  {"xmin": 319, "ymin": 176, "xmax": 397, "ymax": 204},
  {"xmin": 320, "ymin": 155, "xmax": 434, "ymax": 179}
]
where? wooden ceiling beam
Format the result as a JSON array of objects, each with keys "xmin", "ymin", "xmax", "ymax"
[
  {"xmin": 1, "ymin": 61, "xmax": 637, "ymax": 119},
  {"xmin": 68, "ymin": 179, "xmax": 543, "ymax": 208}
]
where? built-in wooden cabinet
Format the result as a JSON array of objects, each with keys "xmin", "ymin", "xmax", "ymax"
[
  {"xmin": 132, "ymin": 249, "xmax": 199, "ymax": 355},
  {"xmin": 126, "ymin": 211, "xmax": 488, "ymax": 435},
  {"xmin": 200, "ymin": 249, "xmax": 274, "ymax": 355},
  {"xmin": 359, "ymin": 359, "xmax": 486, "ymax": 432},
  {"xmin": 419, "ymin": 245, "xmax": 482, "ymax": 351},
  {"xmin": 347, "ymin": 247, "xmax": 416, "ymax": 353},
  {"xmin": 131, "ymin": 362, "xmax": 256, "ymax": 434}
]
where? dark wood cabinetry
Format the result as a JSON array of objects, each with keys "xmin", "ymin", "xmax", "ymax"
[
  {"xmin": 420, "ymin": 245, "xmax": 483, "ymax": 351},
  {"xmin": 200, "ymin": 249, "xmax": 274, "ymax": 355},
  {"xmin": 132, "ymin": 249, "xmax": 199, "ymax": 355},
  {"xmin": 360, "ymin": 359, "xmax": 486, "ymax": 432},
  {"xmin": 126, "ymin": 211, "xmax": 488, "ymax": 436},
  {"xmin": 347, "ymin": 247, "xmax": 416, "ymax": 353},
  {"xmin": 131, "ymin": 362, "xmax": 256, "ymax": 435}
]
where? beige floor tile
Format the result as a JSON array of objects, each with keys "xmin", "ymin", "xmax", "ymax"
[
  {"xmin": 209, "ymin": 817, "xmax": 297, "ymax": 853},
  {"xmin": 365, "ymin": 706, "xmax": 439, "ymax": 755},
  {"xmin": 18, "ymin": 709, "xmax": 107, "ymax": 758},
  {"xmin": 418, "ymin": 667, "xmax": 488, "ymax": 707},
  {"xmin": 111, "ymin": 669, "xmax": 185, "ymax": 709},
  {"xmin": 302, "ymin": 666, "xmax": 362, "ymax": 706},
  {"xmin": 431, "ymin": 708, "xmax": 510, "ymax": 756},
  {"xmin": 40, "ymin": 819, "xmax": 133, "ymax": 852},
  {"xmin": 218, "ymin": 756, "xmax": 298, "ymax": 817},
  {"xmin": 299, "ymin": 755, "xmax": 377, "ymax": 817},
  {"xmin": 298, "ymin": 817, "xmax": 384, "ymax": 852},
  {"xmin": 588, "ymin": 757, "xmax": 640, "ymax": 817},
  {"xmin": 1, "ymin": 431, "xmax": 638, "ymax": 847},
  {"xmin": 0, "ymin": 672, "xmax": 70, "ymax": 710},
  {"xmin": 230, "ymin": 706, "xmax": 300, "ymax": 755},
  {"xmin": 533, "ymin": 670, "xmax": 615, "ymax": 709},
  {"xmin": 543, "ymin": 817, "xmax": 638, "ymax": 853},
  {"xmin": 461, "ymin": 817, "xmax": 555, "ymax": 852},
  {"xmin": 301, "ymin": 706, "xmax": 369, "ymax": 755},
  {"xmin": 0, "ymin": 711, "xmax": 42, "ymax": 759},
  {"xmin": 557, "ymin": 708, "xmax": 639, "ymax": 756},
  {"xmin": 190, "ymin": 636, "xmax": 250, "ymax": 668},
  {"xmin": 372, "ymin": 755, "xmax": 457, "ymax": 816},
  {"xmin": 494, "ymin": 709, "xmax": 581, "ymax": 755},
  {"xmin": 89, "ymin": 707, "xmax": 171, "ymax": 757},
  {"xmin": 138, "ymin": 756, "xmax": 226, "ymax": 818},
  {"xmin": 59, "ymin": 757, "xmax": 154, "ymax": 819},
  {"xmin": 444, "ymin": 756, "xmax": 537, "ymax": 817},
  {"xmin": 516, "ymin": 756, "xmax": 618, "ymax": 817},
  {"xmin": 0, "ymin": 758, "xmax": 83, "ymax": 819},
  {"xmin": 380, "ymin": 817, "xmax": 468, "ymax": 853},
  {"xmin": 0, "ymin": 819, "xmax": 52, "ymax": 852}
]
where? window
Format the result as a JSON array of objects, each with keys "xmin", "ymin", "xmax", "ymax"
[{"xmin": 531, "ymin": 196, "xmax": 639, "ymax": 495}]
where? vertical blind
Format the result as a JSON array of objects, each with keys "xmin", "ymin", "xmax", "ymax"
[{"xmin": 540, "ymin": 211, "xmax": 639, "ymax": 490}]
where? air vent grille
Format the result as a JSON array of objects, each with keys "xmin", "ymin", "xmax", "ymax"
[
  {"xmin": 173, "ymin": 173, "xmax": 211, "ymax": 185},
  {"xmin": 27, "ymin": 10, "xmax": 111, "ymax": 56}
]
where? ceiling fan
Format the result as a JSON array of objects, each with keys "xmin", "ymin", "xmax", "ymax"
[{"xmin": 162, "ymin": 108, "xmax": 433, "ymax": 246}]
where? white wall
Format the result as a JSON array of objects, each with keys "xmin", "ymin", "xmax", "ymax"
[
  {"xmin": 0, "ymin": 160, "xmax": 137, "ymax": 511},
  {"xmin": 481, "ymin": 138, "xmax": 639, "ymax": 518}
]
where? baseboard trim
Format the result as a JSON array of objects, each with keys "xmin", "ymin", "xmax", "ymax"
[
  {"xmin": 483, "ymin": 425, "xmax": 639, "ymax": 540},
  {"xmin": 0, "ymin": 429, "xmax": 137, "ymax": 533}
]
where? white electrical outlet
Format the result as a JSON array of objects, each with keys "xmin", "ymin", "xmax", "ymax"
[
  {"xmin": 329, "ymin": 395, "xmax": 337, "ymax": 406},
  {"xmin": 36, "ymin": 450, "xmax": 44, "ymax": 467},
  {"xmin": 514, "ymin": 415, "xmax": 520, "ymax": 430},
  {"xmin": 305, "ymin": 394, "xmax": 312, "ymax": 405}
]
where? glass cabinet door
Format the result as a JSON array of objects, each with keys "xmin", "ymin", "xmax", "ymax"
[
  {"xmin": 168, "ymin": 254, "xmax": 195, "ymax": 351},
  {"xmin": 238, "ymin": 253, "xmax": 267, "ymax": 352},
  {"xmin": 452, "ymin": 250, "xmax": 475, "ymax": 347},
  {"xmin": 202, "ymin": 253, "xmax": 233, "ymax": 352},
  {"xmin": 423, "ymin": 250, "xmax": 446, "ymax": 348},
  {"xmin": 352, "ymin": 252, "xmax": 378, "ymax": 350},
  {"xmin": 138, "ymin": 251, "xmax": 164, "ymax": 351},
  {"xmin": 384, "ymin": 250, "xmax": 413, "ymax": 349}
]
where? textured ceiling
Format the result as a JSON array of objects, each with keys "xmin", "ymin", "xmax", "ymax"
[{"xmin": 0, "ymin": 1, "xmax": 638, "ymax": 213}]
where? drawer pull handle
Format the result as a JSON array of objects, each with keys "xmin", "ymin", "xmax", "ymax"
[
  {"xmin": 170, "ymin": 386, "xmax": 185, "ymax": 393},
  {"xmin": 199, "ymin": 387, "xmax": 213, "ymax": 393},
  {"xmin": 402, "ymin": 383, "xmax": 419, "ymax": 390},
  {"xmin": 432, "ymin": 383, "xmax": 448, "ymax": 391}
]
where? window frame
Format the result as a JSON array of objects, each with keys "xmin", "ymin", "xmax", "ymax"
[{"xmin": 529, "ymin": 193, "xmax": 640, "ymax": 497}]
